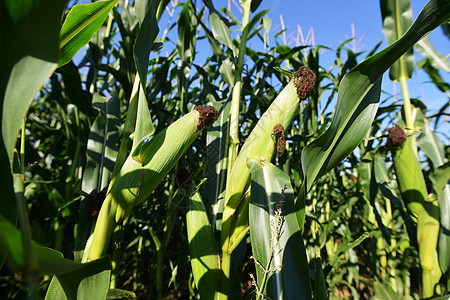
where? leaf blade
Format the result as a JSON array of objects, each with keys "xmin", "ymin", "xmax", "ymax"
[{"xmin": 59, "ymin": 0, "xmax": 118, "ymax": 67}]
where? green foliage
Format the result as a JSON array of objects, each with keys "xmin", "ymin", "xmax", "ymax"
[{"xmin": 0, "ymin": 0, "xmax": 449, "ymax": 299}]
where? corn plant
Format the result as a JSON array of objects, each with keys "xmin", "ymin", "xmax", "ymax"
[{"xmin": 0, "ymin": 0, "xmax": 449, "ymax": 299}]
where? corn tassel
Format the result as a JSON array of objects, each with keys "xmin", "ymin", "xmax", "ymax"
[
  {"xmin": 85, "ymin": 105, "xmax": 218, "ymax": 261},
  {"xmin": 388, "ymin": 125, "xmax": 440, "ymax": 298}
]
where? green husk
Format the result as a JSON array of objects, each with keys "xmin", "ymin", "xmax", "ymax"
[{"xmin": 86, "ymin": 106, "xmax": 218, "ymax": 261}]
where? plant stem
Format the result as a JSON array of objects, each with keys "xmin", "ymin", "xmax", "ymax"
[
  {"xmin": 226, "ymin": 0, "xmax": 252, "ymax": 180},
  {"xmin": 399, "ymin": 76, "xmax": 417, "ymax": 156},
  {"xmin": 14, "ymin": 122, "xmax": 38, "ymax": 299},
  {"xmin": 219, "ymin": 253, "xmax": 232, "ymax": 300},
  {"xmin": 85, "ymin": 194, "xmax": 117, "ymax": 261},
  {"xmin": 222, "ymin": 3, "xmax": 252, "ymax": 296},
  {"xmin": 226, "ymin": 81, "xmax": 241, "ymax": 180}
]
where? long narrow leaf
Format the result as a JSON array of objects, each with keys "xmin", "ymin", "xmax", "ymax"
[
  {"xmin": 133, "ymin": 0, "xmax": 159, "ymax": 91},
  {"xmin": 248, "ymin": 158, "xmax": 311, "ymax": 300},
  {"xmin": 380, "ymin": 0, "xmax": 415, "ymax": 80},
  {"xmin": 1, "ymin": 0, "xmax": 67, "ymax": 224},
  {"xmin": 59, "ymin": 0, "xmax": 118, "ymax": 67},
  {"xmin": 83, "ymin": 94, "xmax": 121, "ymax": 194},
  {"xmin": 296, "ymin": 0, "xmax": 450, "ymax": 229},
  {"xmin": 415, "ymin": 35, "xmax": 450, "ymax": 72},
  {"xmin": 0, "ymin": 214, "xmax": 111, "ymax": 300},
  {"xmin": 203, "ymin": 100, "xmax": 231, "ymax": 228},
  {"xmin": 75, "ymin": 94, "xmax": 120, "ymax": 262},
  {"xmin": 187, "ymin": 192, "xmax": 221, "ymax": 300},
  {"xmin": 210, "ymin": 12, "xmax": 236, "ymax": 55}
]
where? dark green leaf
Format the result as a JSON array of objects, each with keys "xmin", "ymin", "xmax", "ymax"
[
  {"xmin": 0, "ymin": 214, "xmax": 111, "ymax": 300},
  {"xmin": 250, "ymin": 0, "xmax": 263, "ymax": 12}
]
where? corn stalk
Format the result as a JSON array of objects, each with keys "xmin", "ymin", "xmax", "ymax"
[{"xmin": 388, "ymin": 126, "xmax": 440, "ymax": 298}]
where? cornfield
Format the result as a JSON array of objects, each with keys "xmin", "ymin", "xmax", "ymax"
[{"xmin": 0, "ymin": 0, "xmax": 449, "ymax": 299}]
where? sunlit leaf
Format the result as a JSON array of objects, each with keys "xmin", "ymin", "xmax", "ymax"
[
  {"xmin": 380, "ymin": 0, "xmax": 415, "ymax": 80},
  {"xmin": 59, "ymin": 0, "xmax": 118, "ymax": 67}
]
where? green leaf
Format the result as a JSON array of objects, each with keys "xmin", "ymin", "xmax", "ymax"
[
  {"xmin": 1, "ymin": 0, "xmax": 67, "ymax": 224},
  {"xmin": 58, "ymin": 62, "xmax": 95, "ymax": 117},
  {"xmin": 0, "ymin": 214, "xmax": 111, "ymax": 300},
  {"xmin": 374, "ymin": 281, "xmax": 402, "ymax": 300},
  {"xmin": 373, "ymin": 154, "xmax": 418, "ymax": 246},
  {"xmin": 430, "ymin": 164, "xmax": 450, "ymax": 196},
  {"xmin": 83, "ymin": 94, "xmax": 121, "ymax": 194},
  {"xmin": 59, "ymin": 0, "xmax": 118, "ymax": 67},
  {"xmin": 380, "ymin": 0, "xmax": 415, "ymax": 80},
  {"xmin": 134, "ymin": 0, "xmax": 159, "ymax": 91},
  {"xmin": 328, "ymin": 232, "xmax": 369, "ymax": 269},
  {"xmin": 296, "ymin": 0, "xmax": 450, "ymax": 229},
  {"xmin": 358, "ymin": 153, "xmax": 379, "ymax": 203},
  {"xmin": 106, "ymin": 289, "xmax": 136, "ymax": 299},
  {"xmin": 210, "ymin": 12, "xmax": 236, "ymax": 55},
  {"xmin": 415, "ymin": 35, "xmax": 450, "ymax": 72},
  {"xmin": 132, "ymin": 84, "xmax": 155, "ymax": 151},
  {"xmin": 250, "ymin": 0, "xmax": 263, "ymax": 13},
  {"xmin": 416, "ymin": 57, "xmax": 450, "ymax": 93},
  {"xmin": 44, "ymin": 256, "xmax": 111, "ymax": 300},
  {"xmin": 75, "ymin": 94, "xmax": 120, "ymax": 261},
  {"xmin": 187, "ymin": 192, "xmax": 221, "ymax": 300},
  {"xmin": 419, "ymin": 118, "xmax": 446, "ymax": 168},
  {"xmin": 248, "ymin": 158, "xmax": 311, "ymax": 300},
  {"xmin": 203, "ymin": 100, "xmax": 232, "ymax": 228},
  {"xmin": 314, "ymin": 258, "xmax": 327, "ymax": 300}
]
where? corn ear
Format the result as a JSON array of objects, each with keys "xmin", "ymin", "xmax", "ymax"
[
  {"xmin": 388, "ymin": 126, "xmax": 427, "ymax": 220},
  {"xmin": 221, "ymin": 67, "xmax": 316, "ymax": 253},
  {"xmin": 388, "ymin": 125, "xmax": 440, "ymax": 298},
  {"xmin": 86, "ymin": 105, "xmax": 218, "ymax": 261}
]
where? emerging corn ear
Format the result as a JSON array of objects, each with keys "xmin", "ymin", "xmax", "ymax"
[
  {"xmin": 388, "ymin": 125, "xmax": 440, "ymax": 298},
  {"xmin": 85, "ymin": 105, "xmax": 219, "ymax": 261},
  {"xmin": 221, "ymin": 67, "xmax": 316, "ymax": 254}
]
